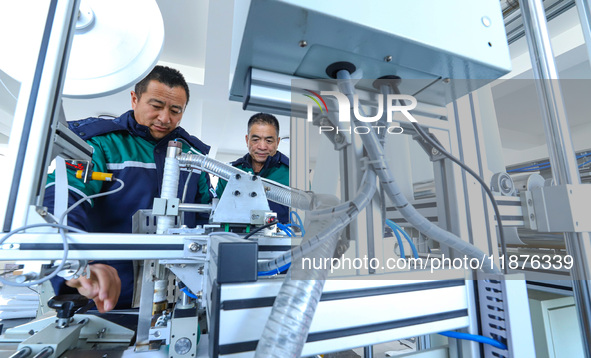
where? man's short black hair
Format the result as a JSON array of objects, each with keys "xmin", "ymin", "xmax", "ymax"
[
  {"xmin": 247, "ymin": 113, "xmax": 280, "ymax": 136},
  {"xmin": 135, "ymin": 65, "xmax": 190, "ymax": 105}
]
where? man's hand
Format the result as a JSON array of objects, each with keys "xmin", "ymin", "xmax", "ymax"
[{"xmin": 65, "ymin": 263, "xmax": 121, "ymax": 313}]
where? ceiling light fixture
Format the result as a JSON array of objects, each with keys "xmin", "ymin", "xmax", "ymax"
[{"xmin": 0, "ymin": 0, "xmax": 164, "ymax": 98}]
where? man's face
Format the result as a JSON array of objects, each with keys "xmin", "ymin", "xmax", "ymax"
[
  {"xmin": 131, "ymin": 80, "xmax": 187, "ymax": 140},
  {"xmin": 245, "ymin": 123, "xmax": 280, "ymax": 167}
]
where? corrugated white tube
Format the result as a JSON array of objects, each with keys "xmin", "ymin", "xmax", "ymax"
[
  {"xmin": 336, "ymin": 71, "xmax": 500, "ymax": 274},
  {"xmin": 157, "ymin": 142, "xmax": 182, "ymax": 234},
  {"xmin": 257, "ymin": 170, "xmax": 376, "ymax": 273},
  {"xmin": 177, "ymin": 152, "xmax": 314, "ymax": 210},
  {"xmin": 254, "ymin": 232, "xmax": 339, "ymax": 358},
  {"xmin": 254, "ymin": 171, "xmax": 377, "ymax": 358}
]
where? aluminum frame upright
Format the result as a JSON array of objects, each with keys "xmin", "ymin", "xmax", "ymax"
[
  {"xmin": 519, "ymin": 0, "xmax": 591, "ymax": 356},
  {"xmin": 433, "ymin": 88, "xmax": 503, "ymax": 358},
  {"xmin": 428, "ymin": 84, "xmax": 535, "ymax": 357}
]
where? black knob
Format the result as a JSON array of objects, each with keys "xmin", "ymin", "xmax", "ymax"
[{"xmin": 47, "ymin": 294, "xmax": 89, "ymax": 319}]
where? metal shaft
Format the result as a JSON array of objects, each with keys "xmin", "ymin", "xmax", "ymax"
[
  {"xmin": 32, "ymin": 347, "xmax": 54, "ymax": 358},
  {"xmin": 9, "ymin": 347, "xmax": 32, "ymax": 358},
  {"xmin": 519, "ymin": 0, "xmax": 591, "ymax": 356},
  {"xmin": 179, "ymin": 291, "xmax": 194, "ymax": 308},
  {"xmin": 178, "ymin": 203, "xmax": 213, "ymax": 212}
]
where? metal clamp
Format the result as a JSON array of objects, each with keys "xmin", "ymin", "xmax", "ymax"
[
  {"xmin": 152, "ymin": 198, "xmax": 180, "ymax": 216},
  {"xmin": 55, "ymin": 260, "xmax": 90, "ymax": 280}
]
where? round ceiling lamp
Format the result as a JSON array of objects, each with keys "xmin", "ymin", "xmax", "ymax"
[{"xmin": 0, "ymin": 0, "xmax": 164, "ymax": 98}]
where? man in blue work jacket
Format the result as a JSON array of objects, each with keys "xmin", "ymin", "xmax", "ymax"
[{"xmin": 44, "ymin": 66, "xmax": 214, "ymax": 312}]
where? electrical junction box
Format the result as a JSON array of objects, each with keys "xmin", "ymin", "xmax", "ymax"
[{"xmin": 230, "ymin": 0, "xmax": 512, "ymax": 107}]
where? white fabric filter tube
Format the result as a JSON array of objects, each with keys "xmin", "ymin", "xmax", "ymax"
[{"xmin": 157, "ymin": 150, "xmax": 181, "ymax": 234}]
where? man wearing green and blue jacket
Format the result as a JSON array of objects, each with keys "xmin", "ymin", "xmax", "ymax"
[
  {"xmin": 215, "ymin": 113, "xmax": 290, "ymax": 223},
  {"xmin": 44, "ymin": 66, "xmax": 214, "ymax": 312}
]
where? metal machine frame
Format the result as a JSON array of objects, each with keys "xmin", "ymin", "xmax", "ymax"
[{"xmin": 1, "ymin": 0, "xmax": 590, "ymax": 357}]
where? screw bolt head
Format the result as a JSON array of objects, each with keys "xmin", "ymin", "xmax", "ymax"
[
  {"xmin": 189, "ymin": 242, "xmax": 202, "ymax": 252},
  {"xmin": 481, "ymin": 16, "xmax": 491, "ymax": 27}
]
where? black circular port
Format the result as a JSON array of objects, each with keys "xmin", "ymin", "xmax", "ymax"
[
  {"xmin": 372, "ymin": 75, "xmax": 402, "ymax": 90},
  {"xmin": 325, "ymin": 61, "xmax": 357, "ymax": 79}
]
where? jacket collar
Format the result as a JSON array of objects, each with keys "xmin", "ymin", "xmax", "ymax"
[
  {"xmin": 68, "ymin": 110, "xmax": 210, "ymax": 154},
  {"xmin": 127, "ymin": 111, "xmax": 210, "ymax": 154},
  {"xmin": 232, "ymin": 151, "xmax": 288, "ymax": 173}
]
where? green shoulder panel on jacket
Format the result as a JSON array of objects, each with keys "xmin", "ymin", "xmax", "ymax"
[
  {"xmin": 91, "ymin": 132, "xmax": 157, "ymax": 165},
  {"xmin": 215, "ymin": 178, "xmax": 227, "ymax": 198},
  {"xmin": 261, "ymin": 165, "xmax": 289, "ymax": 186}
]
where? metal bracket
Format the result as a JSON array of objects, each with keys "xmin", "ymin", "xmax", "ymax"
[
  {"xmin": 152, "ymin": 198, "xmax": 180, "ymax": 216},
  {"xmin": 312, "ymin": 112, "xmax": 350, "ymax": 150},
  {"xmin": 152, "ymin": 198, "xmax": 167, "ymax": 216},
  {"xmin": 211, "ymin": 173, "xmax": 271, "ymax": 224},
  {"xmin": 520, "ymin": 191, "xmax": 537, "ymax": 230},
  {"xmin": 51, "ymin": 105, "xmax": 94, "ymax": 164},
  {"xmin": 403, "ymin": 123, "xmax": 447, "ymax": 162},
  {"xmin": 531, "ymin": 184, "xmax": 591, "ymax": 232},
  {"xmin": 168, "ymin": 263, "xmax": 206, "ymax": 310},
  {"xmin": 0, "ymin": 314, "xmax": 133, "ymax": 355},
  {"xmin": 167, "ymin": 198, "xmax": 180, "ymax": 216},
  {"xmin": 148, "ymin": 325, "xmax": 171, "ymax": 345}
]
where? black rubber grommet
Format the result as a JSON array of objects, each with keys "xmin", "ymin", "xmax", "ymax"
[
  {"xmin": 325, "ymin": 62, "xmax": 357, "ymax": 79},
  {"xmin": 372, "ymin": 75, "xmax": 402, "ymax": 90}
]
